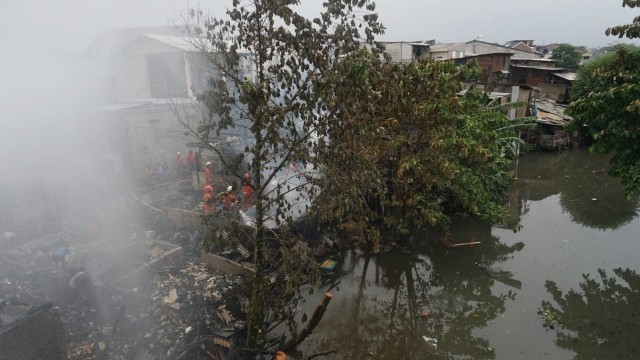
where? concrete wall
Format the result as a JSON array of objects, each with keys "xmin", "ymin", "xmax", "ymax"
[
  {"xmin": 98, "ymin": 102, "xmax": 204, "ymax": 178},
  {"xmin": 115, "ymin": 54, "xmax": 151, "ymax": 101},
  {"xmin": 0, "ymin": 304, "xmax": 67, "ymax": 360},
  {"xmin": 382, "ymin": 42, "xmax": 415, "ymax": 63}
]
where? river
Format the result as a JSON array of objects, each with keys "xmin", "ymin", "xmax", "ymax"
[{"xmin": 296, "ymin": 148, "xmax": 640, "ymax": 359}]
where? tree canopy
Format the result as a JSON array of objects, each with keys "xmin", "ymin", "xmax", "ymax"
[
  {"xmin": 550, "ymin": 43, "xmax": 582, "ymax": 68},
  {"xmin": 606, "ymin": 0, "xmax": 640, "ymax": 38},
  {"xmin": 567, "ymin": 46, "xmax": 640, "ymax": 197},
  {"xmin": 313, "ymin": 51, "xmax": 517, "ymax": 243}
]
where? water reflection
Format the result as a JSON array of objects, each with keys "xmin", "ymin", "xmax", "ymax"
[
  {"xmin": 305, "ymin": 218, "xmax": 523, "ymax": 359},
  {"xmin": 511, "ymin": 149, "xmax": 639, "ymax": 229},
  {"xmin": 542, "ymin": 268, "xmax": 640, "ymax": 359}
]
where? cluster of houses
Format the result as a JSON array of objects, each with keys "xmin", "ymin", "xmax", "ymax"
[
  {"xmin": 87, "ymin": 28, "xmax": 590, "ymax": 185},
  {"xmin": 382, "ymin": 37, "xmax": 590, "ymax": 151}
]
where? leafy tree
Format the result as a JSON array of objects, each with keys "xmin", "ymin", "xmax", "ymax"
[
  {"xmin": 606, "ymin": 0, "xmax": 640, "ymax": 38},
  {"xmin": 550, "ymin": 43, "xmax": 582, "ymax": 68},
  {"xmin": 567, "ymin": 46, "xmax": 640, "ymax": 196},
  {"xmin": 313, "ymin": 51, "xmax": 517, "ymax": 242},
  {"xmin": 179, "ymin": 0, "xmax": 384, "ymax": 346}
]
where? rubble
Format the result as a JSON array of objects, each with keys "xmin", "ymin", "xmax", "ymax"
[{"xmin": 0, "ymin": 214, "xmax": 246, "ymax": 360}]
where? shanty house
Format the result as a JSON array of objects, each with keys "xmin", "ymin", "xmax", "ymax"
[
  {"xmin": 510, "ymin": 64, "xmax": 566, "ymax": 87},
  {"xmin": 89, "ymin": 27, "xmax": 254, "ymax": 182},
  {"xmin": 381, "ymin": 41, "xmax": 433, "ymax": 63},
  {"xmin": 429, "ymin": 43, "xmax": 466, "ymax": 61},
  {"xmin": 465, "ymin": 39, "xmax": 542, "ymax": 59},
  {"xmin": 455, "ymin": 52, "xmax": 513, "ymax": 88},
  {"xmin": 505, "ymin": 40, "xmax": 538, "ymax": 54}
]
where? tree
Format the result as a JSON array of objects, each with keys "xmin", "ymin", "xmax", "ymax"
[
  {"xmin": 313, "ymin": 51, "xmax": 517, "ymax": 242},
  {"xmin": 566, "ymin": 46, "xmax": 640, "ymax": 196},
  {"xmin": 606, "ymin": 0, "xmax": 640, "ymax": 38},
  {"xmin": 179, "ymin": 0, "xmax": 384, "ymax": 346},
  {"xmin": 550, "ymin": 43, "xmax": 582, "ymax": 68}
]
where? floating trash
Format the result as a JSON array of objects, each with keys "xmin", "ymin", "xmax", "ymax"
[{"xmin": 422, "ymin": 335, "xmax": 438, "ymax": 350}]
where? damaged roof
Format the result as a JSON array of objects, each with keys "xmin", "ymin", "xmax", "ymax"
[
  {"xmin": 536, "ymin": 99, "xmax": 573, "ymax": 125},
  {"xmin": 552, "ymin": 72, "xmax": 577, "ymax": 81},
  {"xmin": 513, "ymin": 65, "xmax": 567, "ymax": 71}
]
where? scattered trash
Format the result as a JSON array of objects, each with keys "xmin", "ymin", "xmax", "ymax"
[
  {"xmin": 441, "ymin": 235, "xmax": 481, "ymax": 249},
  {"xmin": 163, "ymin": 288, "xmax": 178, "ymax": 304},
  {"xmin": 321, "ymin": 259, "xmax": 338, "ymax": 272},
  {"xmin": 68, "ymin": 271, "xmax": 87, "ymax": 288},
  {"xmin": 422, "ymin": 335, "xmax": 438, "ymax": 350}
]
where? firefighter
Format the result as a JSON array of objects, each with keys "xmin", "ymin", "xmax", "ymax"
[
  {"xmin": 204, "ymin": 162, "xmax": 214, "ymax": 186},
  {"xmin": 241, "ymin": 172, "xmax": 254, "ymax": 205},
  {"xmin": 187, "ymin": 150, "xmax": 196, "ymax": 171},
  {"xmin": 223, "ymin": 185, "xmax": 238, "ymax": 211},
  {"xmin": 175, "ymin": 152, "xmax": 184, "ymax": 168},
  {"xmin": 202, "ymin": 185, "xmax": 216, "ymax": 215}
]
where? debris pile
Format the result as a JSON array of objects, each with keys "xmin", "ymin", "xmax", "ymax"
[{"xmin": 0, "ymin": 218, "xmax": 246, "ymax": 360}]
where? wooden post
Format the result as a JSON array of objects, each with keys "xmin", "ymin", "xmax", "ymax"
[{"xmin": 280, "ymin": 292, "xmax": 333, "ymax": 352}]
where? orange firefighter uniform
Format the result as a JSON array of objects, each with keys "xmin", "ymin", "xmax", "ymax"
[
  {"xmin": 241, "ymin": 173, "xmax": 254, "ymax": 204},
  {"xmin": 202, "ymin": 185, "xmax": 216, "ymax": 215},
  {"xmin": 204, "ymin": 162, "xmax": 214, "ymax": 185}
]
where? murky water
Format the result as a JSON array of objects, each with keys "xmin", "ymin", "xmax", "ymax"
[{"xmin": 298, "ymin": 148, "xmax": 640, "ymax": 359}]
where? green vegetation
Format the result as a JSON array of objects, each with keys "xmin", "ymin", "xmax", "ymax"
[
  {"xmin": 567, "ymin": 45, "xmax": 640, "ymax": 196},
  {"xmin": 606, "ymin": 0, "xmax": 640, "ymax": 38},
  {"xmin": 550, "ymin": 43, "xmax": 582, "ymax": 68},
  {"xmin": 314, "ymin": 51, "xmax": 517, "ymax": 245},
  {"xmin": 538, "ymin": 303, "xmax": 562, "ymax": 330}
]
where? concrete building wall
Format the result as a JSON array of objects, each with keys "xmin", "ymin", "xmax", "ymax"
[
  {"xmin": 115, "ymin": 54, "xmax": 152, "ymax": 101},
  {"xmin": 0, "ymin": 304, "xmax": 67, "ymax": 360},
  {"xmin": 383, "ymin": 42, "xmax": 415, "ymax": 63}
]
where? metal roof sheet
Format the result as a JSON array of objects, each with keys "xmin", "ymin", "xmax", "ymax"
[
  {"xmin": 144, "ymin": 34, "xmax": 200, "ymax": 52},
  {"xmin": 511, "ymin": 57, "xmax": 555, "ymax": 62},
  {"xmin": 512, "ymin": 65, "xmax": 566, "ymax": 71},
  {"xmin": 143, "ymin": 34, "xmax": 251, "ymax": 54},
  {"xmin": 552, "ymin": 72, "xmax": 577, "ymax": 81}
]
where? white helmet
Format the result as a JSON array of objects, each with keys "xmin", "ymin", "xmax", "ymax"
[
  {"xmin": 177, "ymin": 152, "xmax": 181, "ymax": 155},
  {"xmin": 206, "ymin": 162, "xmax": 212, "ymax": 166},
  {"xmin": 226, "ymin": 185, "xmax": 233, "ymax": 192}
]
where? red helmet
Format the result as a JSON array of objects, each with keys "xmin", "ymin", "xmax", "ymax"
[{"xmin": 204, "ymin": 185, "xmax": 213, "ymax": 193}]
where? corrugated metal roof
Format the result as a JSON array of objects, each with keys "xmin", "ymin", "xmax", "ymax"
[
  {"xmin": 511, "ymin": 57, "xmax": 555, "ymax": 62},
  {"xmin": 462, "ymin": 52, "xmax": 515, "ymax": 59},
  {"xmin": 553, "ymin": 72, "xmax": 577, "ymax": 81},
  {"xmin": 144, "ymin": 34, "xmax": 251, "ymax": 54},
  {"xmin": 144, "ymin": 34, "xmax": 201, "ymax": 52},
  {"xmin": 512, "ymin": 65, "xmax": 566, "ymax": 71}
]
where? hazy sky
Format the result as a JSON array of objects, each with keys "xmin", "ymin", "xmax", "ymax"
[{"xmin": 1, "ymin": 0, "xmax": 638, "ymax": 54}]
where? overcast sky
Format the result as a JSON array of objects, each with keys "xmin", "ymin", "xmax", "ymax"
[{"xmin": 1, "ymin": 0, "xmax": 638, "ymax": 54}]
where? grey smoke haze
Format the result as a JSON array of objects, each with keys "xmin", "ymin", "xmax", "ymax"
[{"xmin": 0, "ymin": 0, "xmax": 637, "ymax": 198}]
